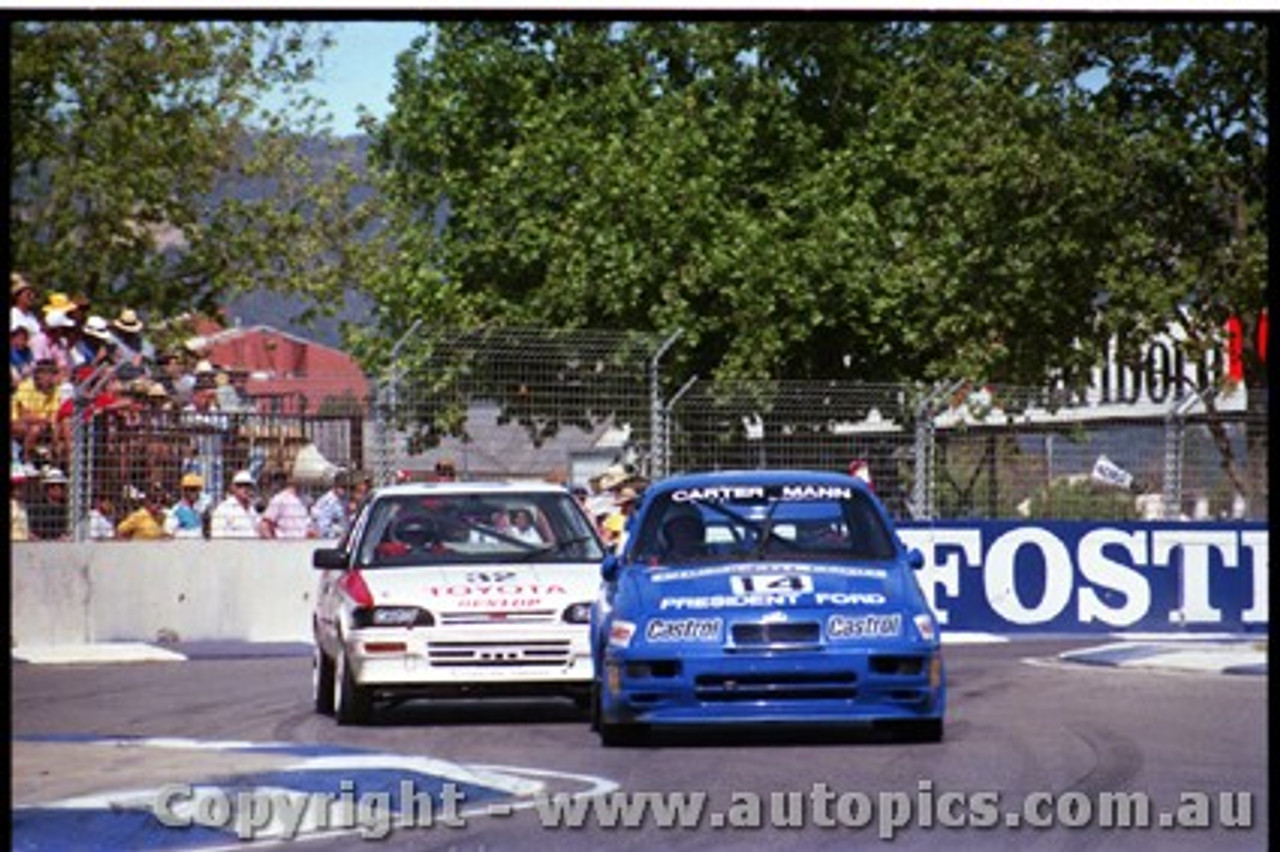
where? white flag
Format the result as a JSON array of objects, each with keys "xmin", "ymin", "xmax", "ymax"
[{"xmin": 1091, "ymin": 455, "xmax": 1134, "ymax": 490}]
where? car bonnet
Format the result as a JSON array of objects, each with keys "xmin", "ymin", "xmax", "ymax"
[
  {"xmin": 356, "ymin": 562, "xmax": 600, "ymax": 609},
  {"xmin": 629, "ymin": 559, "xmax": 910, "ymax": 613}
]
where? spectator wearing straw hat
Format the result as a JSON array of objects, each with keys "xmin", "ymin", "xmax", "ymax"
[
  {"xmin": 165, "ymin": 472, "xmax": 208, "ymax": 539},
  {"xmin": 10, "ymin": 273, "xmax": 41, "ymax": 337},
  {"xmin": 600, "ymin": 486, "xmax": 640, "ymax": 553},
  {"xmin": 111, "ymin": 307, "xmax": 155, "ymax": 368}
]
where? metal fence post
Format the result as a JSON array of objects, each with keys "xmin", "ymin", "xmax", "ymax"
[
  {"xmin": 663, "ymin": 374, "xmax": 699, "ymax": 478},
  {"xmin": 69, "ymin": 384, "xmax": 90, "ymax": 542},
  {"xmin": 374, "ymin": 319, "xmax": 423, "ymax": 487},
  {"xmin": 911, "ymin": 397, "xmax": 935, "ymax": 522},
  {"xmin": 911, "ymin": 381, "xmax": 965, "ymax": 521},
  {"xmin": 649, "ymin": 329, "xmax": 683, "ymax": 480},
  {"xmin": 1163, "ymin": 391, "xmax": 1206, "ymax": 521}
]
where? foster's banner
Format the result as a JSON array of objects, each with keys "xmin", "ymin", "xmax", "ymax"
[{"xmin": 898, "ymin": 522, "xmax": 1268, "ymax": 633}]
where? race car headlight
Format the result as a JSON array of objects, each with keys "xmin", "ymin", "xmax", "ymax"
[
  {"xmin": 562, "ymin": 602, "xmax": 592, "ymax": 624},
  {"xmin": 608, "ymin": 619, "xmax": 637, "ymax": 648},
  {"xmin": 913, "ymin": 613, "xmax": 938, "ymax": 644},
  {"xmin": 352, "ymin": 606, "xmax": 434, "ymax": 628}
]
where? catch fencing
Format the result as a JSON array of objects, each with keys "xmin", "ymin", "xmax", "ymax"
[{"xmin": 22, "ymin": 327, "xmax": 1268, "ymax": 542}]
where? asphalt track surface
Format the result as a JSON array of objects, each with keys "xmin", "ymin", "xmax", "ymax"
[{"xmin": 13, "ymin": 639, "xmax": 1267, "ymax": 851}]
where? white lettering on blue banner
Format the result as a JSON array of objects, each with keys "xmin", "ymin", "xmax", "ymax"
[{"xmin": 898, "ymin": 523, "xmax": 1268, "ymax": 632}]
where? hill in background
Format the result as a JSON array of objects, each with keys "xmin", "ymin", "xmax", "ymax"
[{"xmin": 222, "ymin": 133, "xmax": 375, "ymax": 351}]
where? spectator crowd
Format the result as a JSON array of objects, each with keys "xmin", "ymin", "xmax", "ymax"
[
  {"xmin": 10, "ymin": 271, "xmax": 370, "ymax": 543},
  {"xmin": 12, "ymin": 270, "xmax": 646, "ymax": 548}
]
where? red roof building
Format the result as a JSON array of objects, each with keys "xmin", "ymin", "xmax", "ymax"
[{"xmin": 198, "ymin": 324, "xmax": 370, "ymax": 415}]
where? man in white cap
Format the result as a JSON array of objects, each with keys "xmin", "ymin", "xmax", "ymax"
[
  {"xmin": 31, "ymin": 307, "xmax": 76, "ymax": 374},
  {"xmin": 29, "ymin": 467, "xmax": 71, "ymax": 541},
  {"xmin": 210, "ymin": 470, "xmax": 262, "ymax": 538}
]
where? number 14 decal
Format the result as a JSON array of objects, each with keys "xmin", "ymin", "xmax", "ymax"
[{"xmin": 730, "ymin": 574, "xmax": 813, "ymax": 595}]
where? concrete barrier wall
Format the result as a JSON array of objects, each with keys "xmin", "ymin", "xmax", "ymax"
[
  {"xmin": 11, "ymin": 521, "xmax": 1269, "ymax": 649},
  {"xmin": 11, "ymin": 542, "xmax": 319, "ymax": 648}
]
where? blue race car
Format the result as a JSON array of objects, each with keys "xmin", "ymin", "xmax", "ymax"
[{"xmin": 591, "ymin": 469, "xmax": 945, "ymax": 745}]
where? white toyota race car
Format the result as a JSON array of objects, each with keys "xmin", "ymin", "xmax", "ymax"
[{"xmin": 311, "ymin": 481, "xmax": 606, "ymax": 724}]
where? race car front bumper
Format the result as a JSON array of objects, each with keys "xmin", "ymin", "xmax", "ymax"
[{"xmin": 600, "ymin": 646, "xmax": 944, "ymax": 725}]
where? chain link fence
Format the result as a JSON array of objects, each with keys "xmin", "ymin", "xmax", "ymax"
[
  {"xmin": 13, "ymin": 328, "xmax": 1267, "ymax": 541},
  {"xmin": 667, "ymin": 379, "xmax": 1268, "ymax": 523}
]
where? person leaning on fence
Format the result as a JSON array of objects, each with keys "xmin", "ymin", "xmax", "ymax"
[
  {"xmin": 210, "ymin": 470, "xmax": 262, "ymax": 538},
  {"xmin": 117, "ymin": 487, "xmax": 172, "ymax": 540},
  {"xmin": 11, "ymin": 464, "xmax": 32, "ymax": 541},
  {"xmin": 310, "ymin": 469, "xmax": 350, "ymax": 539},
  {"xmin": 258, "ymin": 470, "xmax": 316, "ymax": 539},
  {"xmin": 88, "ymin": 494, "xmax": 116, "ymax": 540},
  {"xmin": 28, "ymin": 466, "xmax": 71, "ymax": 541},
  {"xmin": 165, "ymin": 472, "xmax": 207, "ymax": 539}
]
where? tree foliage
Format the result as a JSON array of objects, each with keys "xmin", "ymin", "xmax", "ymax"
[
  {"xmin": 9, "ymin": 20, "xmax": 374, "ymax": 325},
  {"xmin": 359, "ymin": 20, "xmax": 1266, "ymax": 397}
]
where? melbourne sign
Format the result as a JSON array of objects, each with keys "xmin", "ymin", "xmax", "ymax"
[{"xmin": 899, "ymin": 521, "xmax": 1267, "ymax": 633}]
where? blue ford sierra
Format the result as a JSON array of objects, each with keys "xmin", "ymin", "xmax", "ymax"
[{"xmin": 591, "ymin": 469, "xmax": 945, "ymax": 745}]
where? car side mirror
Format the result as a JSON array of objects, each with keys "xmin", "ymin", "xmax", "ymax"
[
  {"xmin": 601, "ymin": 553, "xmax": 621, "ymax": 583},
  {"xmin": 906, "ymin": 548, "xmax": 925, "ymax": 570},
  {"xmin": 313, "ymin": 547, "xmax": 347, "ymax": 570}
]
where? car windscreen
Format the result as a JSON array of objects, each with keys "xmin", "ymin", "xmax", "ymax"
[
  {"xmin": 355, "ymin": 491, "xmax": 605, "ymax": 567},
  {"xmin": 630, "ymin": 484, "xmax": 897, "ymax": 566}
]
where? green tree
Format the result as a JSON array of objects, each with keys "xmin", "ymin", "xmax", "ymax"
[
  {"xmin": 1050, "ymin": 21, "xmax": 1268, "ymax": 506},
  {"xmin": 10, "ymin": 20, "xmax": 374, "ymax": 323},
  {"xmin": 358, "ymin": 20, "xmax": 1265, "ymax": 463}
]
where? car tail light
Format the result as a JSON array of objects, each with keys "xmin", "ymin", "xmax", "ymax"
[{"xmin": 339, "ymin": 570, "xmax": 375, "ymax": 608}]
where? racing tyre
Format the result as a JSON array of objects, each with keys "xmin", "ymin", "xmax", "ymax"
[
  {"xmin": 599, "ymin": 721, "xmax": 649, "ymax": 747},
  {"xmin": 894, "ymin": 718, "xmax": 944, "ymax": 743},
  {"xmin": 312, "ymin": 646, "xmax": 336, "ymax": 715},
  {"xmin": 334, "ymin": 650, "xmax": 373, "ymax": 725},
  {"xmin": 589, "ymin": 682, "xmax": 602, "ymax": 732}
]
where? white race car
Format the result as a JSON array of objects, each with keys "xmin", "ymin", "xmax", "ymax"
[{"xmin": 312, "ymin": 481, "xmax": 606, "ymax": 724}]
